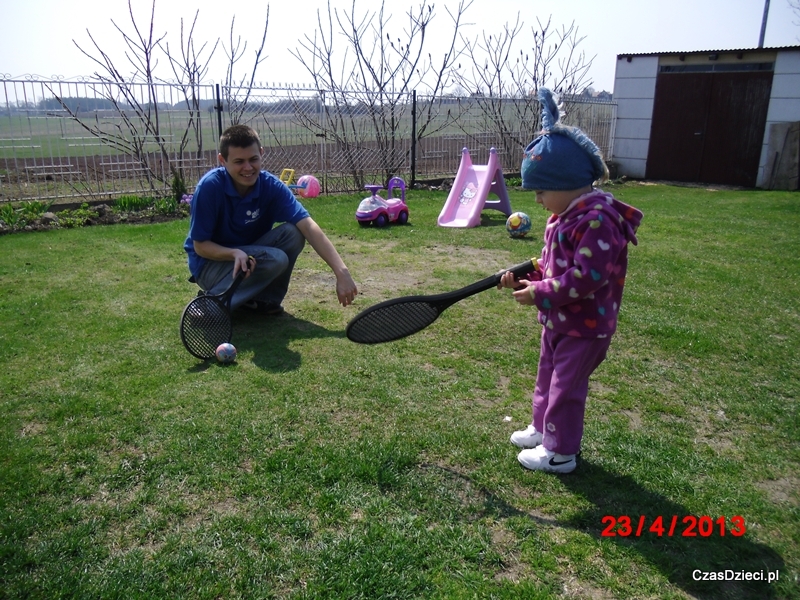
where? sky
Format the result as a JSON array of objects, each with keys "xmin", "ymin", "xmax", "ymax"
[{"xmin": 1, "ymin": 0, "xmax": 798, "ymax": 93}]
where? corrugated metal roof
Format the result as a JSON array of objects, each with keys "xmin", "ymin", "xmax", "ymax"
[{"xmin": 616, "ymin": 45, "xmax": 800, "ymax": 58}]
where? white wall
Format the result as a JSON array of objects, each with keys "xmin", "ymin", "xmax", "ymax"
[
  {"xmin": 757, "ymin": 50, "xmax": 800, "ymax": 187},
  {"xmin": 610, "ymin": 56, "xmax": 658, "ymax": 178}
]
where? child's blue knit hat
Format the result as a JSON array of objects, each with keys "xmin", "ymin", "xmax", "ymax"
[{"xmin": 521, "ymin": 88, "xmax": 608, "ymax": 191}]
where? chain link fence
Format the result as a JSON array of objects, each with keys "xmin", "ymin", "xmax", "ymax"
[{"xmin": 1, "ymin": 77, "xmax": 615, "ymax": 205}]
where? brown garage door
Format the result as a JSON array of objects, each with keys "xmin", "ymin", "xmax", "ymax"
[{"xmin": 646, "ymin": 68, "xmax": 773, "ymax": 187}]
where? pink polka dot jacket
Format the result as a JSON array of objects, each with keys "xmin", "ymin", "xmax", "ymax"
[{"xmin": 528, "ymin": 189, "xmax": 642, "ymax": 338}]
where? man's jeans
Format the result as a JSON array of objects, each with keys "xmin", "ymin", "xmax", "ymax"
[{"xmin": 196, "ymin": 223, "xmax": 306, "ymax": 310}]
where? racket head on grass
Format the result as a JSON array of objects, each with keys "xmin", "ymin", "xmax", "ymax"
[
  {"xmin": 346, "ymin": 259, "xmax": 534, "ymax": 344},
  {"xmin": 180, "ymin": 269, "xmax": 247, "ymax": 359},
  {"xmin": 180, "ymin": 296, "xmax": 234, "ymax": 359}
]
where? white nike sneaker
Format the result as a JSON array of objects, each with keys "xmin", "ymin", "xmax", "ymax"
[
  {"xmin": 510, "ymin": 424, "xmax": 543, "ymax": 449},
  {"xmin": 517, "ymin": 445, "xmax": 576, "ymax": 473}
]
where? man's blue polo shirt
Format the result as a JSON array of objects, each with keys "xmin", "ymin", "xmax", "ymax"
[{"xmin": 184, "ymin": 167, "xmax": 310, "ymax": 279}]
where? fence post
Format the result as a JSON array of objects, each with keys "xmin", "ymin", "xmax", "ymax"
[
  {"xmin": 215, "ymin": 84, "xmax": 223, "ymax": 142},
  {"xmin": 319, "ymin": 90, "xmax": 326, "ymax": 194},
  {"xmin": 411, "ymin": 90, "xmax": 417, "ymax": 188}
]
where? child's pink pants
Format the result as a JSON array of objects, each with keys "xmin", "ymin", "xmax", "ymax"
[{"xmin": 532, "ymin": 328, "xmax": 612, "ymax": 455}]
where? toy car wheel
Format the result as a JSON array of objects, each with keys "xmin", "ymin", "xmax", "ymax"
[
  {"xmin": 397, "ymin": 210, "xmax": 408, "ymax": 225},
  {"xmin": 374, "ymin": 213, "xmax": 389, "ymax": 227},
  {"xmin": 358, "ymin": 220, "xmax": 370, "ymax": 227}
]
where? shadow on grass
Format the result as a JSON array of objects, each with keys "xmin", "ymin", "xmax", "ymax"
[
  {"xmin": 425, "ymin": 461, "xmax": 786, "ymax": 599},
  {"xmin": 480, "ymin": 213, "xmax": 512, "ymax": 227},
  {"xmin": 232, "ymin": 311, "xmax": 344, "ymax": 372}
]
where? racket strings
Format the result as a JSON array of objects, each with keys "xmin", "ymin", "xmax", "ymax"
[
  {"xmin": 347, "ymin": 301, "xmax": 439, "ymax": 344},
  {"xmin": 180, "ymin": 297, "xmax": 232, "ymax": 358}
]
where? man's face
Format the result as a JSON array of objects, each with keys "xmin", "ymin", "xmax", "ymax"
[{"xmin": 219, "ymin": 143, "xmax": 263, "ymax": 195}]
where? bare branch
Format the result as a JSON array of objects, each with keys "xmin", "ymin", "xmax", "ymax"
[{"xmin": 223, "ymin": 10, "xmax": 270, "ymax": 126}]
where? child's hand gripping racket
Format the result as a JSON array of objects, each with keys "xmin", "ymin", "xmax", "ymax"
[
  {"xmin": 180, "ymin": 265, "xmax": 249, "ymax": 359},
  {"xmin": 346, "ymin": 259, "xmax": 535, "ymax": 344}
]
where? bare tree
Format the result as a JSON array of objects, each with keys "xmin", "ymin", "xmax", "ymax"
[
  {"xmin": 46, "ymin": 0, "xmax": 268, "ymax": 200},
  {"xmin": 451, "ymin": 15, "xmax": 595, "ymax": 158},
  {"xmin": 50, "ymin": 0, "xmax": 177, "ymax": 194},
  {"xmin": 289, "ymin": 0, "xmax": 473, "ymax": 189}
]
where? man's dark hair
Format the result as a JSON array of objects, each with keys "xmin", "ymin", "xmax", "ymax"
[{"xmin": 219, "ymin": 125, "xmax": 262, "ymax": 159}]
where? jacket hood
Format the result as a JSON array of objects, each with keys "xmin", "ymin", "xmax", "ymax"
[{"xmin": 564, "ymin": 190, "xmax": 642, "ymax": 246}]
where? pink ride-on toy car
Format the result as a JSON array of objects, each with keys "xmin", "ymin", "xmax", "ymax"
[{"xmin": 355, "ymin": 177, "xmax": 408, "ymax": 227}]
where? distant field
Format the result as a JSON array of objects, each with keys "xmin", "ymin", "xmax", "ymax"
[{"xmin": 1, "ymin": 87, "xmax": 614, "ymax": 202}]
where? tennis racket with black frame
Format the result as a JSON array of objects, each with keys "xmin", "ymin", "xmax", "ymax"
[
  {"xmin": 180, "ymin": 269, "xmax": 248, "ymax": 359},
  {"xmin": 346, "ymin": 259, "xmax": 535, "ymax": 344}
]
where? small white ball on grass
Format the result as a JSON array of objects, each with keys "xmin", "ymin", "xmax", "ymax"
[{"xmin": 215, "ymin": 342, "xmax": 237, "ymax": 363}]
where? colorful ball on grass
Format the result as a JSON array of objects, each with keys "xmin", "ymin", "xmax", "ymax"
[
  {"xmin": 297, "ymin": 175, "xmax": 320, "ymax": 198},
  {"xmin": 215, "ymin": 342, "xmax": 237, "ymax": 364},
  {"xmin": 506, "ymin": 212, "xmax": 532, "ymax": 238}
]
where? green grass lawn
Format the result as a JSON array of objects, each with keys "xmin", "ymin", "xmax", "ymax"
[{"xmin": 1, "ymin": 182, "xmax": 798, "ymax": 599}]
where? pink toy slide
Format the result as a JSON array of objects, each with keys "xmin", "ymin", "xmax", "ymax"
[{"xmin": 437, "ymin": 147, "xmax": 513, "ymax": 228}]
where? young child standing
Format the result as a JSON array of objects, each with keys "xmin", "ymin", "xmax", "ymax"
[{"xmin": 499, "ymin": 88, "xmax": 642, "ymax": 474}]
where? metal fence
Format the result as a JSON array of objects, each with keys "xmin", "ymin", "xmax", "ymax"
[{"xmin": 0, "ymin": 77, "xmax": 616, "ymax": 204}]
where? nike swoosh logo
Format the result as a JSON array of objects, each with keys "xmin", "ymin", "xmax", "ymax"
[{"xmin": 549, "ymin": 457, "xmax": 573, "ymax": 466}]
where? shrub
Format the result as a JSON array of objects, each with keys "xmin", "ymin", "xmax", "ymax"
[
  {"xmin": 18, "ymin": 200, "xmax": 53, "ymax": 220},
  {"xmin": 0, "ymin": 203, "xmax": 22, "ymax": 227},
  {"xmin": 154, "ymin": 196, "xmax": 178, "ymax": 215},
  {"xmin": 171, "ymin": 174, "xmax": 188, "ymax": 202},
  {"xmin": 116, "ymin": 195, "xmax": 152, "ymax": 212},
  {"xmin": 55, "ymin": 203, "xmax": 97, "ymax": 229}
]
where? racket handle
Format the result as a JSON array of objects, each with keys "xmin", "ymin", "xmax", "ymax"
[
  {"xmin": 462, "ymin": 259, "xmax": 536, "ymax": 297},
  {"xmin": 496, "ymin": 258, "xmax": 536, "ymax": 291},
  {"xmin": 223, "ymin": 267, "xmax": 249, "ymax": 307},
  {"xmin": 499, "ymin": 258, "xmax": 536, "ymax": 280}
]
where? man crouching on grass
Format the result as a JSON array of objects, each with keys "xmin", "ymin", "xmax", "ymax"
[{"xmin": 184, "ymin": 124, "xmax": 358, "ymax": 314}]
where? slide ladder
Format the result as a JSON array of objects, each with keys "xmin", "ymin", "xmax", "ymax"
[{"xmin": 437, "ymin": 147, "xmax": 512, "ymax": 228}]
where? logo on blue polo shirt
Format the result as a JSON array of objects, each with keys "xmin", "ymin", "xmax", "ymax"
[{"xmin": 245, "ymin": 208, "xmax": 261, "ymax": 224}]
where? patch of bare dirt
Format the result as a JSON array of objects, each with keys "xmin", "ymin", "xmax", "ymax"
[
  {"xmin": 755, "ymin": 477, "xmax": 800, "ymax": 506},
  {"xmin": 292, "ymin": 239, "xmax": 516, "ymax": 304},
  {"xmin": 19, "ymin": 422, "xmax": 46, "ymax": 437}
]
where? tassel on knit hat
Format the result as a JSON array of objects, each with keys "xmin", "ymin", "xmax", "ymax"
[{"xmin": 521, "ymin": 88, "xmax": 609, "ymax": 191}]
